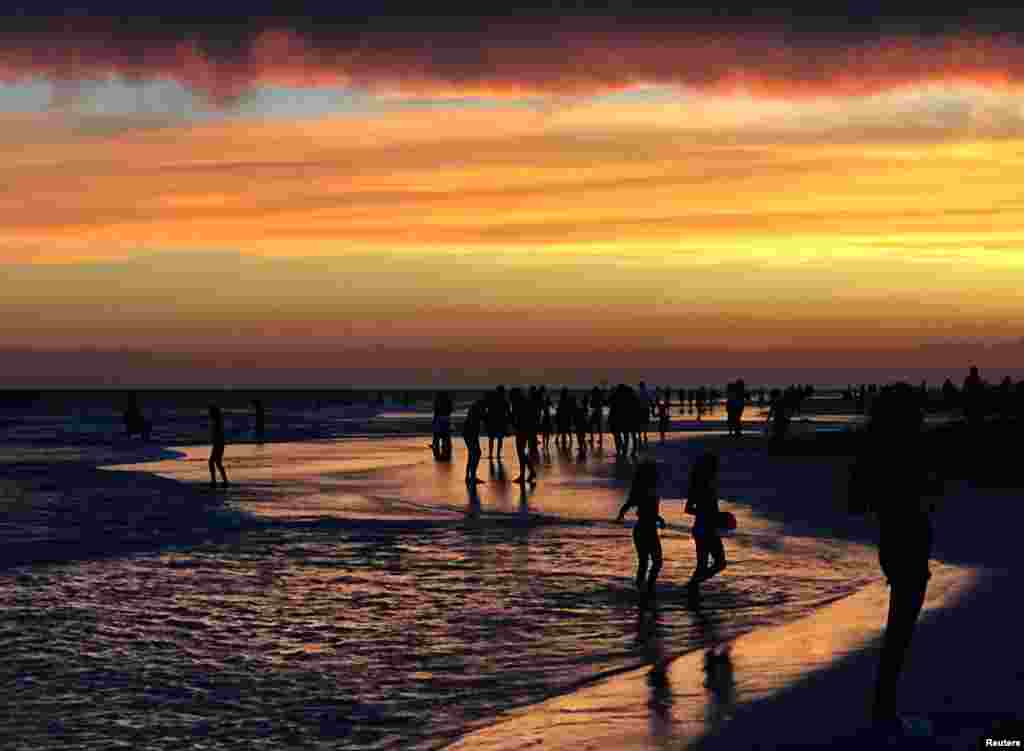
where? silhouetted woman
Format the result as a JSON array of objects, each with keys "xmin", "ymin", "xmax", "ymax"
[
  {"xmin": 432, "ymin": 390, "xmax": 454, "ymax": 461},
  {"xmin": 657, "ymin": 397, "xmax": 670, "ymax": 442},
  {"xmin": 486, "ymin": 386, "xmax": 511, "ymax": 460},
  {"xmin": 509, "ymin": 387, "xmax": 537, "ymax": 484},
  {"xmin": 208, "ymin": 405, "xmax": 229, "ymax": 489},
  {"xmin": 616, "ymin": 459, "xmax": 666, "ymax": 602},
  {"xmin": 686, "ymin": 452, "xmax": 726, "ymax": 585},
  {"xmin": 462, "ymin": 397, "xmax": 487, "ymax": 484},
  {"xmin": 849, "ymin": 383, "xmax": 940, "ymax": 731}
]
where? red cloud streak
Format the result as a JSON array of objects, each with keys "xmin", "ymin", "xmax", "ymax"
[{"xmin": 2, "ymin": 22, "xmax": 1024, "ymax": 103}]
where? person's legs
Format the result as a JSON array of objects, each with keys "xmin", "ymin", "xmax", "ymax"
[
  {"xmin": 692, "ymin": 531, "xmax": 709, "ymax": 581},
  {"xmin": 634, "ymin": 527, "xmax": 649, "ymax": 589},
  {"xmin": 873, "ymin": 577, "xmax": 929, "ymax": 723},
  {"xmin": 646, "ymin": 533, "xmax": 663, "ymax": 597},
  {"xmin": 706, "ymin": 533, "xmax": 726, "ymax": 576},
  {"xmin": 211, "ymin": 444, "xmax": 228, "ymax": 486}
]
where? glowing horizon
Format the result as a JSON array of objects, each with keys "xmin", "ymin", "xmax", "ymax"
[{"xmin": 2, "ymin": 13, "xmax": 1023, "ymax": 384}]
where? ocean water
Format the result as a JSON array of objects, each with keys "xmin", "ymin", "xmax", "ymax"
[{"xmin": 0, "ymin": 433, "xmax": 878, "ymax": 750}]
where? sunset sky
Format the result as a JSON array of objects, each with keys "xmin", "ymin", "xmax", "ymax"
[{"xmin": 2, "ymin": 6, "xmax": 1023, "ymax": 386}]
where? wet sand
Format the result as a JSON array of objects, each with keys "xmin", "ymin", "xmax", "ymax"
[{"xmin": 444, "ymin": 435, "xmax": 1022, "ymax": 750}]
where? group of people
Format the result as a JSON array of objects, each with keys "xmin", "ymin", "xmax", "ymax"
[
  {"xmin": 616, "ymin": 451, "xmax": 728, "ymax": 604},
  {"xmin": 433, "ymin": 382, "xmax": 684, "ymax": 484}
]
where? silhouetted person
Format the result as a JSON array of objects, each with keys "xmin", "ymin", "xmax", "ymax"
[
  {"xmin": 556, "ymin": 387, "xmax": 573, "ymax": 449},
  {"xmin": 616, "ymin": 459, "xmax": 666, "ymax": 602},
  {"xmin": 528, "ymin": 386, "xmax": 543, "ymax": 461},
  {"xmin": 251, "ymin": 399, "xmax": 265, "ymax": 443},
  {"xmin": 686, "ymin": 452, "xmax": 726, "ymax": 586},
  {"xmin": 486, "ymin": 386, "xmax": 511, "ymax": 460},
  {"xmin": 575, "ymin": 394, "xmax": 589, "ymax": 458},
  {"xmin": 589, "ymin": 385, "xmax": 604, "ymax": 444},
  {"xmin": 657, "ymin": 397, "xmax": 670, "ymax": 442},
  {"xmin": 637, "ymin": 381, "xmax": 652, "ymax": 448},
  {"xmin": 462, "ymin": 397, "xmax": 487, "ymax": 484},
  {"xmin": 509, "ymin": 388, "xmax": 537, "ymax": 484},
  {"xmin": 208, "ymin": 405, "xmax": 228, "ymax": 489},
  {"xmin": 540, "ymin": 389, "xmax": 553, "ymax": 454},
  {"xmin": 432, "ymin": 390, "xmax": 454, "ymax": 461},
  {"xmin": 726, "ymin": 379, "xmax": 746, "ymax": 437},
  {"xmin": 696, "ymin": 387, "xmax": 707, "ymax": 421},
  {"xmin": 849, "ymin": 383, "xmax": 940, "ymax": 731},
  {"xmin": 766, "ymin": 389, "xmax": 790, "ymax": 443},
  {"xmin": 123, "ymin": 395, "xmax": 152, "ymax": 441}
]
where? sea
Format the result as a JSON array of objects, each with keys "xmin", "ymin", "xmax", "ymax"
[{"xmin": 0, "ymin": 394, "xmax": 876, "ymax": 750}]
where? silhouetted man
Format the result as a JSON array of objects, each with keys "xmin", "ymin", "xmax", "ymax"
[{"xmin": 208, "ymin": 404, "xmax": 228, "ymax": 488}]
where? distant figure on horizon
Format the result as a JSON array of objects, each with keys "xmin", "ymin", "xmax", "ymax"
[
  {"xmin": 486, "ymin": 386, "xmax": 511, "ymax": 460},
  {"xmin": 849, "ymin": 383, "xmax": 941, "ymax": 732},
  {"xmin": 123, "ymin": 394, "xmax": 152, "ymax": 441},
  {"xmin": 657, "ymin": 396, "xmax": 670, "ymax": 442},
  {"xmin": 766, "ymin": 389, "xmax": 790, "ymax": 443},
  {"xmin": 686, "ymin": 452, "xmax": 726, "ymax": 586},
  {"xmin": 575, "ymin": 394, "xmax": 590, "ymax": 458},
  {"xmin": 726, "ymin": 379, "xmax": 747, "ymax": 437},
  {"xmin": 637, "ymin": 381, "xmax": 652, "ymax": 448},
  {"xmin": 462, "ymin": 397, "xmax": 487, "ymax": 484},
  {"xmin": 556, "ymin": 387, "xmax": 573, "ymax": 450},
  {"xmin": 208, "ymin": 405, "xmax": 229, "ymax": 489},
  {"xmin": 696, "ymin": 387, "xmax": 707, "ymax": 421},
  {"xmin": 962, "ymin": 365, "xmax": 985, "ymax": 426},
  {"xmin": 251, "ymin": 399, "xmax": 265, "ymax": 443},
  {"xmin": 616, "ymin": 459, "xmax": 666, "ymax": 604}
]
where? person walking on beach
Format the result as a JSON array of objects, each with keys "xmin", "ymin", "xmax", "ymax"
[
  {"xmin": 616, "ymin": 459, "xmax": 667, "ymax": 603},
  {"xmin": 208, "ymin": 404, "xmax": 229, "ymax": 489},
  {"xmin": 509, "ymin": 387, "xmax": 538, "ymax": 484},
  {"xmin": 486, "ymin": 386, "xmax": 511, "ymax": 460},
  {"xmin": 849, "ymin": 383, "xmax": 941, "ymax": 733},
  {"xmin": 462, "ymin": 397, "xmax": 487, "ymax": 484},
  {"xmin": 685, "ymin": 452, "xmax": 726, "ymax": 585},
  {"xmin": 657, "ymin": 396, "xmax": 670, "ymax": 442}
]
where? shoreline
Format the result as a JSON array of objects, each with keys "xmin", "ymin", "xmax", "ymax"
[{"xmin": 440, "ymin": 433, "xmax": 1021, "ymax": 749}]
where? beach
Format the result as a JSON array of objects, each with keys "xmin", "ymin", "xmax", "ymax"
[{"xmin": 0, "ymin": 399, "xmax": 1017, "ymax": 749}]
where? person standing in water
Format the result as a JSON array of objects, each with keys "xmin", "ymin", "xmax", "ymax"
[
  {"xmin": 509, "ymin": 387, "xmax": 538, "ymax": 484},
  {"xmin": 486, "ymin": 386, "xmax": 511, "ymax": 460},
  {"xmin": 462, "ymin": 397, "xmax": 487, "ymax": 484},
  {"xmin": 208, "ymin": 404, "xmax": 229, "ymax": 489},
  {"xmin": 616, "ymin": 459, "xmax": 666, "ymax": 603},
  {"xmin": 686, "ymin": 452, "xmax": 726, "ymax": 585}
]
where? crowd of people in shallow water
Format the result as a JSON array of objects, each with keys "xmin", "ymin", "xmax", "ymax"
[{"xmin": 99, "ymin": 365, "xmax": 1024, "ymax": 735}]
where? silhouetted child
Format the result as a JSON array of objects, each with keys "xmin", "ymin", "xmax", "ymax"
[
  {"xmin": 616, "ymin": 459, "xmax": 666, "ymax": 601},
  {"xmin": 462, "ymin": 398, "xmax": 486, "ymax": 484},
  {"xmin": 686, "ymin": 452, "xmax": 726, "ymax": 585},
  {"xmin": 208, "ymin": 405, "xmax": 228, "ymax": 488}
]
